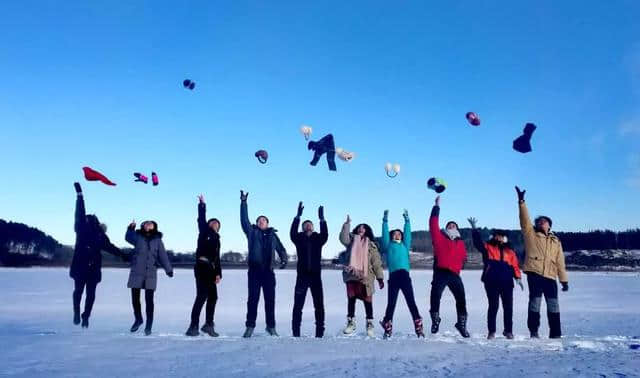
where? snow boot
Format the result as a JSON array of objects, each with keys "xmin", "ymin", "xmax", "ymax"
[
  {"xmin": 430, "ymin": 312, "xmax": 441, "ymax": 334},
  {"xmin": 265, "ymin": 327, "xmax": 279, "ymax": 337},
  {"xmin": 343, "ymin": 317, "xmax": 356, "ymax": 335},
  {"xmin": 366, "ymin": 319, "xmax": 375, "ymax": 338},
  {"xmin": 315, "ymin": 326, "xmax": 324, "ymax": 338},
  {"xmin": 130, "ymin": 318, "xmax": 144, "ymax": 333},
  {"xmin": 144, "ymin": 318, "xmax": 153, "ymax": 336},
  {"xmin": 414, "ymin": 318, "xmax": 425, "ymax": 338},
  {"xmin": 487, "ymin": 332, "xmax": 496, "ymax": 340},
  {"xmin": 503, "ymin": 331, "xmax": 514, "ymax": 340},
  {"xmin": 185, "ymin": 323, "xmax": 200, "ymax": 337},
  {"xmin": 380, "ymin": 319, "xmax": 393, "ymax": 339},
  {"xmin": 201, "ymin": 323, "xmax": 219, "ymax": 337},
  {"xmin": 242, "ymin": 327, "xmax": 254, "ymax": 338},
  {"xmin": 530, "ymin": 331, "xmax": 540, "ymax": 339},
  {"xmin": 73, "ymin": 310, "xmax": 81, "ymax": 326},
  {"xmin": 292, "ymin": 325, "xmax": 301, "ymax": 338},
  {"xmin": 454, "ymin": 315, "xmax": 470, "ymax": 338}
]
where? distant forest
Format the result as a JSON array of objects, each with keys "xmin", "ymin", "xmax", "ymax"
[{"xmin": 1, "ymin": 218, "xmax": 639, "ymax": 267}]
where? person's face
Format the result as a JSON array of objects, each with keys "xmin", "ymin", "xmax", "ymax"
[
  {"xmin": 257, "ymin": 217, "xmax": 269, "ymax": 230},
  {"xmin": 357, "ymin": 225, "xmax": 365, "ymax": 236},
  {"xmin": 209, "ymin": 220, "xmax": 220, "ymax": 233},
  {"xmin": 303, "ymin": 222, "xmax": 314, "ymax": 233},
  {"xmin": 143, "ymin": 222, "xmax": 155, "ymax": 232},
  {"xmin": 446, "ymin": 223, "xmax": 458, "ymax": 231},
  {"xmin": 391, "ymin": 230, "xmax": 402, "ymax": 241},
  {"xmin": 536, "ymin": 218, "xmax": 550, "ymax": 233}
]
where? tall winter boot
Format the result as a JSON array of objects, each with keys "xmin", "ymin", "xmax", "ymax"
[
  {"xmin": 343, "ymin": 317, "xmax": 356, "ymax": 335},
  {"xmin": 455, "ymin": 314, "xmax": 470, "ymax": 338},
  {"xmin": 144, "ymin": 312, "xmax": 153, "ymax": 336},
  {"xmin": 185, "ymin": 322, "xmax": 200, "ymax": 337},
  {"xmin": 548, "ymin": 312, "xmax": 562, "ymax": 339},
  {"xmin": 315, "ymin": 326, "xmax": 325, "ymax": 338},
  {"xmin": 414, "ymin": 318, "xmax": 425, "ymax": 338},
  {"xmin": 73, "ymin": 308, "xmax": 81, "ymax": 326},
  {"xmin": 366, "ymin": 319, "xmax": 375, "ymax": 338},
  {"xmin": 380, "ymin": 319, "xmax": 393, "ymax": 339},
  {"xmin": 81, "ymin": 313, "xmax": 89, "ymax": 328},
  {"xmin": 430, "ymin": 312, "xmax": 441, "ymax": 334},
  {"xmin": 201, "ymin": 322, "xmax": 219, "ymax": 337}
]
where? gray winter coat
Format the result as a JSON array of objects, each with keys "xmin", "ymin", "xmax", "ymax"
[
  {"xmin": 125, "ymin": 225, "xmax": 173, "ymax": 290},
  {"xmin": 241, "ymin": 201, "xmax": 288, "ymax": 269}
]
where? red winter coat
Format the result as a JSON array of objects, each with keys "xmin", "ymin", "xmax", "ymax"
[{"xmin": 429, "ymin": 206, "xmax": 467, "ymax": 275}]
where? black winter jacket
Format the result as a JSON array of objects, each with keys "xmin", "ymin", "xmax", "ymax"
[
  {"xmin": 196, "ymin": 203, "xmax": 222, "ymax": 278},
  {"xmin": 290, "ymin": 217, "xmax": 328, "ymax": 274}
]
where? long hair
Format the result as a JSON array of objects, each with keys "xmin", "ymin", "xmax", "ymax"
[{"xmin": 352, "ymin": 223, "xmax": 375, "ymax": 241}]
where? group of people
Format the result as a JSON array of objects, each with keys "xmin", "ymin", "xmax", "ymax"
[{"xmin": 70, "ymin": 182, "xmax": 569, "ymax": 339}]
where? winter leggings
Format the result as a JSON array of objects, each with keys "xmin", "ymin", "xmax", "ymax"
[
  {"xmin": 131, "ymin": 288, "xmax": 155, "ymax": 329},
  {"xmin": 73, "ymin": 279, "xmax": 98, "ymax": 319},
  {"xmin": 526, "ymin": 272, "xmax": 561, "ymax": 337},
  {"xmin": 292, "ymin": 272, "xmax": 325, "ymax": 333},
  {"xmin": 190, "ymin": 263, "xmax": 218, "ymax": 326},
  {"xmin": 347, "ymin": 297, "xmax": 373, "ymax": 319},
  {"xmin": 429, "ymin": 269, "xmax": 467, "ymax": 316},
  {"xmin": 384, "ymin": 270, "xmax": 422, "ymax": 322},
  {"xmin": 484, "ymin": 283, "xmax": 514, "ymax": 334},
  {"xmin": 245, "ymin": 268, "xmax": 276, "ymax": 328}
]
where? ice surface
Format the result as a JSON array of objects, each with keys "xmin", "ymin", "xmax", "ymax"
[{"xmin": 0, "ymin": 268, "xmax": 639, "ymax": 377}]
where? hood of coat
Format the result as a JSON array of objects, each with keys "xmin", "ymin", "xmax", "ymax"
[{"xmin": 137, "ymin": 221, "xmax": 163, "ymax": 239}]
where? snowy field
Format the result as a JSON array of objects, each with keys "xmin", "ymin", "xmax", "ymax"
[{"xmin": 0, "ymin": 268, "xmax": 639, "ymax": 377}]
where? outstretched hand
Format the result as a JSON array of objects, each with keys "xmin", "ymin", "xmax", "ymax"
[
  {"xmin": 318, "ymin": 206, "xmax": 325, "ymax": 221},
  {"xmin": 378, "ymin": 278, "xmax": 385, "ymax": 290},
  {"xmin": 240, "ymin": 190, "xmax": 248, "ymax": 201},
  {"xmin": 74, "ymin": 182, "xmax": 82, "ymax": 195},
  {"xmin": 129, "ymin": 219, "xmax": 136, "ymax": 229},
  {"xmin": 435, "ymin": 195, "xmax": 441, "ymax": 207},
  {"xmin": 467, "ymin": 217, "xmax": 478, "ymax": 229},
  {"xmin": 402, "ymin": 209, "xmax": 409, "ymax": 221},
  {"xmin": 345, "ymin": 215, "xmax": 351, "ymax": 224},
  {"xmin": 383, "ymin": 210, "xmax": 389, "ymax": 221},
  {"xmin": 515, "ymin": 186, "xmax": 526, "ymax": 202},
  {"xmin": 297, "ymin": 201, "xmax": 304, "ymax": 217},
  {"xmin": 198, "ymin": 194, "xmax": 205, "ymax": 204}
]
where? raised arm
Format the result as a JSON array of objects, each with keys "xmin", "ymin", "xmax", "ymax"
[
  {"xmin": 125, "ymin": 222, "xmax": 138, "ymax": 246},
  {"xmin": 468, "ymin": 217, "xmax": 488, "ymax": 259},
  {"xmin": 339, "ymin": 216, "xmax": 353, "ymax": 247},
  {"xmin": 197, "ymin": 195, "xmax": 207, "ymax": 233},
  {"xmin": 429, "ymin": 200, "xmax": 445, "ymax": 251},
  {"xmin": 318, "ymin": 206, "xmax": 328, "ymax": 245},
  {"xmin": 403, "ymin": 210, "xmax": 412, "ymax": 251},
  {"xmin": 516, "ymin": 186, "xmax": 534, "ymax": 238},
  {"xmin": 240, "ymin": 191, "xmax": 251, "ymax": 235},
  {"xmin": 74, "ymin": 183, "xmax": 86, "ymax": 233},
  {"xmin": 381, "ymin": 210, "xmax": 390, "ymax": 253}
]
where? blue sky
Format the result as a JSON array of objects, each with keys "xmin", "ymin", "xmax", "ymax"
[{"xmin": 1, "ymin": 1, "xmax": 639, "ymax": 257}]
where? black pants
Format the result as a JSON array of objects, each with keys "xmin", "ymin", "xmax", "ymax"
[
  {"xmin": 245, "ymin": 268, "xmax": 276, "ymax": 328},
  {"xmin": 292, "ymin": 272, "xmax": 325, "ymax": 333},
  {"xmin": 526, "ymin": 272, "xmax": 561, "ymax": 337},
  {"xmin": 347, "ymin": 297, "xmax": 373, "ymax": 319},
  {"xmin": 190, "ymin": 263, "xmax": 218, "ymax": 326},
  {"xmin": 384, "ymin": 270, "xmax": 421, "ymax": 322},
  {"xmin": 484, "ymin": 282, "xmax": 513, "ymax": 334},
  {"xmin": 73, "ymin": 279, "xmax": 98, "ymax": 319},
  {"xmin": 131, "ymin": 288, "xmax": 155, "ymax": 328},
  {"xmin": 430, "ymin": 269, "xmax": 467, "ymax": 316}
]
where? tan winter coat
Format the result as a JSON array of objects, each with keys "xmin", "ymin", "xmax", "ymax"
[
  {"xmin": 519, "ymin": 201, "xmax": 568, "ymax": 283},
  {"xmin": 338, "ymin": 221, "xmax": 384, "ymax": 296}
]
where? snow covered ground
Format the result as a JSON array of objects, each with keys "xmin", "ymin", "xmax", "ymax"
[{"xmin": 0, "ymin": 268, "xmax": 639, "ymax": 377}]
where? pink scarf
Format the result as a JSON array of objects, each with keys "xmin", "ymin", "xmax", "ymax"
[{"xmin": 348, "ymin": 235, "xmax": 369, "ymax": 279}]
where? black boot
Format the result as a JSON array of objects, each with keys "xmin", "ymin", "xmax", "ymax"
[
  {"xmin": 430, "ymin": 312, "xmax": 441, "ymax": 334},
  {"xmin": 243, "ymin": 327, "xmax": 254, "ymax": 338},
  {"xmin": 73, "ymin": 311, "xmax": 81, "ymax": 326},
  {"xmin": 185, "ymin": 322, "xmax": 200, "ymax": 337},
  {"xmin": 315, "ymin": 326, "xmax": 324, "ymax": 338},
  {"xmin": 380, "ymin": 319, "xmax": 393, "ymax": 339},
  {"xmin": 455, "ymin": 315, "xmax": 470, "ymax": 338},
  {"xmin": 265, "ymin": 327, "xmax": 279, "ymax": 337},
  {"xmin": 201, "ymin": 323, "xmax": 219, "ymax": 337},
  {"xmin": 548, "ymin": 312, "xmax": 562, "ymax": 339},
  {"xmin": 81, "ymin": 313, "xmax": 89, "ymax": 328},
  {"xmin": 130, "ymin": 317, "xmax": 144, "ymax": 333}
]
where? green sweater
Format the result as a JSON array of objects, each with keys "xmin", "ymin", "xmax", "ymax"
[{"xmin": 381, "ymin": 217, "xmax": 412, "ymax": 273}]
